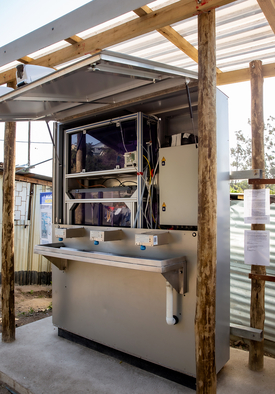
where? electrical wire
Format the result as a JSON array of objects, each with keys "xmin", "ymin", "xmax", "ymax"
[
  {"xmin": 119, "ymin": 123, "xmax": 128, "ymax": 153},
  {"xmin": 133, "ymin": 167, "xmax": 148, "ymax": 228},
  {"xmin": 143, "ymin": 155, "xmax": 152, "ymax": 183}
]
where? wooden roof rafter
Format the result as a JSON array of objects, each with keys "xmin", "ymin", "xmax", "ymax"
[
  {"xmin": 0, "ymin": 0, "xmax": 275, "ymax": 87},
  {"xmin": 64, "ymin": 35, "xmax": 84, "ymax": 45},
  {"xmin": 257, "ymin": 0, "xmax": 275, "ymax": 34},
  {"xmin": 0, "ymin": 0, "xmax": 235, "ymax": 86},
  {"xmin": 134, "ymin": 5, "xmax": 223, "ymax": 73},
  {"xmin": 17, "ymin": 35, "xmax": 84, "ymax": 66}
]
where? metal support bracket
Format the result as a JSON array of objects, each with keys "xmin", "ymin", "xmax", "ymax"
[
  {"xmin": 230, "ymin": 323, "xmax": 263, "ymax": 342},
  {"xmin": 46, "ymin": 256, "xmax": 68, "ymax": 271},
  {"xmin": 230, "ymin": 169, "xmax": 262, "ymax": 180},
  {"xmin": 162, "ymin": 260, "xmax": 187, "ymax": 294}
]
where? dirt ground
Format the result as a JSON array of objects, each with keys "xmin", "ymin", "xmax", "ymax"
[{"xmin": 0, "ymin": 285, "xmax": 52, "ymax": 333}]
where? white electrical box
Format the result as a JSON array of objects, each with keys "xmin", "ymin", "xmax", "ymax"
[
  {"xmin": 135, "ymin": 231, "xmax": 169, "ymax": 247},
  {"xmin": 159, "ymin": 144, "xmax": 198, "ymax": 226},
  {"xmin": 55, "ymin": 227, "xmax": 86, "ymax": 239},
  {"xmin": 124, "ymin": 151, "xmax": 137, "ymax": 167},
  {"xmin": 90, "ymin": 229, "xmax": 123, "ymax": 242}
]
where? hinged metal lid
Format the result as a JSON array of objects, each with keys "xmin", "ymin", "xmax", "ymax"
[{"xmin": 0, "ymin": 50, "xmax": 197, "ymax": 123}]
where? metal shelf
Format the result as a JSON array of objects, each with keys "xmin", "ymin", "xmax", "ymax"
[
  {"xmin": 34, "ymin": 243, "xmax": 186, "ymax": 274},
  {"xmin": 66, "ymin": 167, "xmax": 137, "ymax": 179}
]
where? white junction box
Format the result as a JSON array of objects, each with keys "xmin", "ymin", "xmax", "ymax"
[
  {"xmin": 135, "ymin": 231, "xmax": 169, "ymax": 247},
  {"xmin": 124, "ymin": 151, "xmax": 137, "ymax": 167},
  {"xmin": 55, "ymin": 227, "xmax": 86, "ymax": 239},
  {"xmin": 90, "ymin": 229, "xmax": 123, "ymax": 242},
  {"xmin": 159, "ymin": 144, "xmax": 198, "ymax": 226}
]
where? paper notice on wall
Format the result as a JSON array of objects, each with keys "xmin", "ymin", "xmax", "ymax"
[
  {"xmin": 40, "ymin": 192, "xmax": 52, "ymax": 245},
  {"xmin": 244, "ymin": 189, "xmax": 270, "ymax": 224},
  {"xmin": 244, "ymin": 230, "xmax": 270, "ymax": 266}
]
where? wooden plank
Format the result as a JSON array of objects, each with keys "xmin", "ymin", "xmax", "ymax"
[
  {"xmin": 65, "ymin": 35, "xmax": 84, "ymax": 45},
  {"xmin": 249, "ymin": 59, "xmax": 265, "ymax": 372},
  {"xmin": 134, "ymin": 5, "xmax": 222, "ymax": 73},
  {"xmin": 217, "ymin": 63, "xmax": 275, "ymax": 85},
  {"xmin": 257, "ymin": 0, "xmax": 275, "ymax": 34},
  {"xmin": 14, "ymin": 174, "xmax": 52, "ymax": 187},
  {"xmin": 249, "ymin": 273, "xmax": 275, "ymax": 282},
  {"xmin": 195, "ymin": 10, "xmax": 217, "ymax": 394},
  {"xmin": 1, "ymin": 80, "xmax": 16, "ymax": 343},
  {"xmin": 249, "ymin": 178, "xmax": 275, "ymax": 184},
  {"xmin": 0, "ymin": 69, "xmax": 16, "ymax": 86},
  {"xmin": 17, "ymin": 56, "xmax": 34, "ymax": 64},
  {"xmin": 0, "ymin": 0, "xmax": 236, "ymax": 85}
]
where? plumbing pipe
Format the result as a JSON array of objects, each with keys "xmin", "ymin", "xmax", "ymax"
[{"xmin": 166, "ymin": 281, "xmax": 178, "ymax": 325}]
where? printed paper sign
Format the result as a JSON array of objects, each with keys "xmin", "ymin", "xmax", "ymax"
[
  {"xmin": 244, "ymin": 189, "xmax": 270, "ymax": 224},
  {"xmin": 244, "ymin": 230, "xmax": 270, "ymax": 266}
]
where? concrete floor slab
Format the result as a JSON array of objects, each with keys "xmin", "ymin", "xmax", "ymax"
[{"xmin": 0, "ymin": 318, "xmax": 274, "ymax": 394}]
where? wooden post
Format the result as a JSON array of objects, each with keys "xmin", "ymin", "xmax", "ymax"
[
  {"xmin": 1, "ymin": 80, "xmax": 17, "ymax": 342},
  {"xmin": 249, "ymin": 60, "xmax": 265, "ymax": 371},
  {"xmin": 195, "ymin": 10, "xmax": 217, "ymax": 394}
]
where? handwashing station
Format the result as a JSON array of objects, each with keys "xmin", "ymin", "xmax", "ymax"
[{"xmin": 0, "ymin": 50, "xmax": 230, "ymax": 379}]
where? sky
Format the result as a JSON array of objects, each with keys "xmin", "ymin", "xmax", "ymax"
[{"xmin": 0, "ymin": 0, "xmax": 274, "ymax": 176}]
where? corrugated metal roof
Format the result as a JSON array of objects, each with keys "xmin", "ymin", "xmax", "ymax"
[
  {"xmin": 0, "ymin": 0, "xmax": 274, "ymax": 79},
  {"xmin": 108, "ymin": 0, "xmax": 275, "ymax": 73}
]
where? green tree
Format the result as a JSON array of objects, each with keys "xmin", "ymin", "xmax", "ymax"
[{"xmin": 230, "ymin": 116, "xmax": 275, "ymax": 193}]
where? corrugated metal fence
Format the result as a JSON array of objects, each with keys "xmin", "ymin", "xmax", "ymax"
[
  {"xmin": 230, "ymin": 199, "xmax": 275, "ymax": 354},
  {"xmin": 0, "ymin": 178, "xmax": 52, "ymax": 284}
]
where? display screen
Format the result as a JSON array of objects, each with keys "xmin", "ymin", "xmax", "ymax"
[{"xmin": 69, "ymin": 120, "xmax": 137, "ymax": 173}]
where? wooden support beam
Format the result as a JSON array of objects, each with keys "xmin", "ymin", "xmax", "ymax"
[
  {"xmin": 249, "ymin": 59, "xmax": 265, "ymax": 372},
  {"xmin": 249, "ymin": 178, "xmax": 275, "ymax": 184},
  {"xmin": 217, "ymin": 63, "xmax": 275, "ymax": 85},
  {"xmin": 249, "ymin": 273, "xmax": 275, "ymax": 282},
  {"xmin": 195, "ymin": 10, "xmax": 217, "ymax": 394},
  {"xmin": 134, "ymin": 6, "xmax": 222, "ymax": 73},
  {"xmin": 17, "ymin": 56, "xmax": 34, "ymax": 64},
  {"xmin": 0, "ymin": 0, "xmax": 236, "ymax": 85},
  {"xmin": 64, "ymin": 35, "xmax": 84, "ymax": 45},
  {"xmin": 1, "ymin": 80, "xmax": 17, "ymax": 343},
  {"xmin": 257, "ymin": 0, "xmax": 275, "ymax": 35},
  {"xmin": 14, "ymin": 174, "xmax": 52, "ymax": 187}
]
